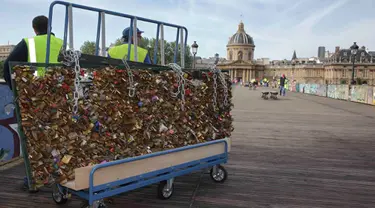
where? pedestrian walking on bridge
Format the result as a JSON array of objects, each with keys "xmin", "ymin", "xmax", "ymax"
[{"xmin": 279, "ymin": 74, "xmax": 287, "ymax": 96}]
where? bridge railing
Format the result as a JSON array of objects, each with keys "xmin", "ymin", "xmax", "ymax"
[
  {"xmin": 46, "ymin": 1, "xmax": 188, "ymax": 67},
  {"xmin": 290, "ymin": 83, "xmax": 375, "ymax": 105}
]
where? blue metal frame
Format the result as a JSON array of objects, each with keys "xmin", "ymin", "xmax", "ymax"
[
  {"xmin": 45, "ymin": 0, "xmax": 188, "ymax": 64},
  {"xmin": 58, "ymin": 138, "xmax": 229, "ymax": 205}
]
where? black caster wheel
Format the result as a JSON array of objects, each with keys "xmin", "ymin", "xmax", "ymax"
[
  {"xmin": 157, "ymin": 180, "xmax": 174, "ymax": 200},
  {"xmin": 52, "ymin": 184, "xmax": 68, "ymax": 204},
  {"xmin": 80, "ymin": 200, "xmax": 107, "ymax": 208},
  {"xmin": 23, "ymin": 177, "xmax": 39, "ymax": 193},
  {"xmin": 210, "ymin": 165, "xmax": 228, "ymax": 183}
]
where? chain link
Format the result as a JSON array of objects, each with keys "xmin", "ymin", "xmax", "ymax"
[
  {"xmin": 62, "ymin": 49, "xmax": 81, "ymax": 115},
  {"xmin": 167, "ymin": 63, "xmax": 186, "ymax": 111},
  {"xmin": 212, "ymin": 70, "xmax": 218, "ymax": 110},
  {"xmin": 209, "ymin": 64, "xmax": 229, "ymax": 111},
  {"xmin": 218, "ymin": 71, "xmax": 229, "ymax": 107},
  {"xmin": 121, "ymin": 55, "xmax": 136, "ymax": 97}
]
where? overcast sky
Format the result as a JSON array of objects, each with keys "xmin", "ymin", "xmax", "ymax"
[{"xmin": 1, "ymin": 0, "xmax": 374, "ymax": 60}]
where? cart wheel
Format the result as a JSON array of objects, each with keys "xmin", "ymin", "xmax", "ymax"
[
  {"xmin": 80, "ymin": 201, "xmax": 107, "ymax": 208},
  {"xmin": 210, "ymin": 165, "xmax": 228, "ymax": 183},
  {"xmin": 157, "ymin": 180, "xmax": 174, "ymax": 200},
  {"xmin": 52, "ymin": 184, "xmax": 68, "ymax": 204}
]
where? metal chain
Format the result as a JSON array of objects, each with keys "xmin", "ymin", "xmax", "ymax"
[
  {"xmin": 218, "ymin": 71, "xmax": 229, "ymax": 107},
  {"xmin": 167, "ymin": 63, "xmax": 185, "ymax": 111},
  {"xmin": 213, "ymin": 70, "xmax": 218, "ymax": 110},
  {"xmin": 209, "ymin": 64, "xmax": 229, "ymax": 110},
  {"xmin": 62, "ymin": 49, "xmax": 82, "ymax": 115},
  {"xmin": 121, "ymin": 55, "xmax": 135, "ymax": 97},
  {"xmin": 209, "ymin": 65, "xmax": 218, "ymax": 110}
]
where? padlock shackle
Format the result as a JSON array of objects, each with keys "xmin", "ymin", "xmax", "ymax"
[{"xmin": 45, "ymin": 1, "xmax": 188, "ymax": 66}]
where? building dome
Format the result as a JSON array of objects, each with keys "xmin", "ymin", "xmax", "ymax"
[{"xmin": 228, "ymin": 22, "xmax": 254, "ymax": 45}]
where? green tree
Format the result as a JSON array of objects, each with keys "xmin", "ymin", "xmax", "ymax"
[
  {"xmin": 356, "ymin": 77, "xmax": 363, "ymax": 85},
  {"xmin": 142, "ymin": 39, "xmax": 193, "ymax": 68},
  {"xmin": 80, "ymin": 41, "xmax": 96, "ymax": 55},
  {"xmin": 112, "ymin": 38, "xmax": 122, "ymax": 47}
]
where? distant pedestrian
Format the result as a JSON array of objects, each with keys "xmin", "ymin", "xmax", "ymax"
[{"xmin": 279, "ymin": 74, "xmax": 286, "ymax": 96}]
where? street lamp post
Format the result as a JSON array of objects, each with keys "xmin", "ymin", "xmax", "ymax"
[
  {"xmin": 350, "ymin": 42, "xmax": 359, "ymax": 85},
  {"xmin": 191, "ymin": 41, "xmax": 198, "ymax": 69}
]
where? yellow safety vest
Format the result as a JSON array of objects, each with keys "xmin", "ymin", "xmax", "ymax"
[
  {"xmin": 108, "ymin": 44, "xmax": 148, "ymax": 62},
  {"xmin": 24, "ymin": 34, "xmax": 63, "ymax": 77}
]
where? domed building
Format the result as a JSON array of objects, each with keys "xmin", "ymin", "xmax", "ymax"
[{"xmin": 218, "ymin": 22, "xmax": 265, "ymax": 83}]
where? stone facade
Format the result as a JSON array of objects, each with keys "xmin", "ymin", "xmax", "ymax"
[
  {"xmin": 264, "ymin": 62, "xmax": 375, "ymax": 85},
  {"xmin": 217, "ymin": 22, "xmax": 375, "ymax": 85},
  {"xmin": 195, "ymin": 56, "xmax": 227, "ymax": 69},
  {"xmin": 0, "ymin": 44, "xmax": 15, "ymax": 61},
  {"xmin": 264, "ymin": 63, "xmax": 325, "ymax": 84}
]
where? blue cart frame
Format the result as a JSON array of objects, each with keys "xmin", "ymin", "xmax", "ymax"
[{"xmin": 52, "ymin": 139, "xmax": 229, "ymax": 207}]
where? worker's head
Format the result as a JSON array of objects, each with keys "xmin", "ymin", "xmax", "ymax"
[
  {"xmin": 121, "ymin": 27, "xmax": 144, "ymax": 44},
  {"xmin": 32, "ymin": 15, "xmax": 49, "ymax": 35},
  {"xmin": 282, "ymin": 74, "xmax": 285, "ymax": 78}
]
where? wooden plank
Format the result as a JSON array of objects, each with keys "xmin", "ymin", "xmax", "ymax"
[{"xmin": 64, "ymin": 138, "xmax": 230, "ymax": 190}]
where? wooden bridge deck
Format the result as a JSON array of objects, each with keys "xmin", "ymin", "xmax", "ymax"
[{"xmin": 1, "ymin": 86, "xmax": 375, "ymax": 208}]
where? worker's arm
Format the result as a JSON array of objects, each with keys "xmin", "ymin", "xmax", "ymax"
[
  {"xmin": 144, "ymin": 53, "xmax": 152, "ymax": 64},
  {"xmin": 3, "ymin": 39, "xmax": 28, "ymax": 90}
]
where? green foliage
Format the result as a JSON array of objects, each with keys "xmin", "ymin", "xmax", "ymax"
[
  {"xmin": 113, "ymin": 38, "xmax": 123, "ymax": 47},
  {"xmin": 340, "ymin": 79, "xmax": 347, "ymax": 84},
  {"xmin": 356, "ymin": 78, "xmax": 363, "ymax": 85},
  {"xmin": 108, "ymin": 37, "xmax": 193, "ymax": 68},
  {"xmin": 80, "ymin": 41, "xmax": 97, "ymax": 55}
]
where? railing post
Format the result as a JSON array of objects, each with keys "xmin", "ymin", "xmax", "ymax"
[
  {"xmin": 95, "ymin": 12, "xmax": 101, "ymax": 56},
  {"xmin": 63, "ymin": 6, "xmax": 69, "ymax": 50},
  {"xmin": 127, "ymin": 18, "xmax": 133, "ymax": 61},
  {"xmin": 174, "ymin": 28, "xmax": 179, "ymax": 63},
  {"xmin": 153, "ymin": 24, "xmax": 160, "ymax": 64},
  {"xmin": 160, "ymin": 24, "xmax": 165, "ymax": 65},
  {"xmin": 133, "ymin": 17, "xmax": 138, "ymax": 62},
  {"xmin": 68, "ymin": 4, "xmax": 74, "ymax": 49},
  {"xmin": 180, "ymin": 28, "xmax": 185, "ymax": 68},
  {"xmin": 101, "ymin": 12, "xmax": 106, "ymax": 56}
]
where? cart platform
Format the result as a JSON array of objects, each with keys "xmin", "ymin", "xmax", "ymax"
[{"xmin": 52, "ymin": 138, "xmax": 231, "ymax": 207}]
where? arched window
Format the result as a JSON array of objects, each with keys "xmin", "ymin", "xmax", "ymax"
[
  {"xmin": 238, "ymin": 51, "xmax": 243, "ymax": 60},
  {"xmin": 229, "ymin": 51, "xmax": 233, "ymax": 60},
  {"xmin": 248, "ymin": 52, "xmax": 252, "ymax": 60}
]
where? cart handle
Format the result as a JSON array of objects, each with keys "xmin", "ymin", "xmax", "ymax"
[{"xmin": 46, "ymin": 1, "xmax": 188, "ymax": 66}]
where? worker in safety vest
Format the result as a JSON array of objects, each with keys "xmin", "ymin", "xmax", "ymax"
[
  {"xmin": 285, "ymin": 78, "xmax": 289, "ymax": 91},
  {"xmin": 3, "ymin": 15, "xmax": 63, "ymax": 89},
  {"xmin": 108, "ymin": 27, "xmax": 152, "ymax": 64}
]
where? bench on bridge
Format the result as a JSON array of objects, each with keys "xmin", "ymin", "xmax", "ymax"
[{"xmin": 261, "ymin": 91, "xmax": 278, "ymax": 100}]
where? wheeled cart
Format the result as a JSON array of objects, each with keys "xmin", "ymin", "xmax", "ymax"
[{"xmin": 51, "ymin": 138, "xmax": 231, "ymax": 207}]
